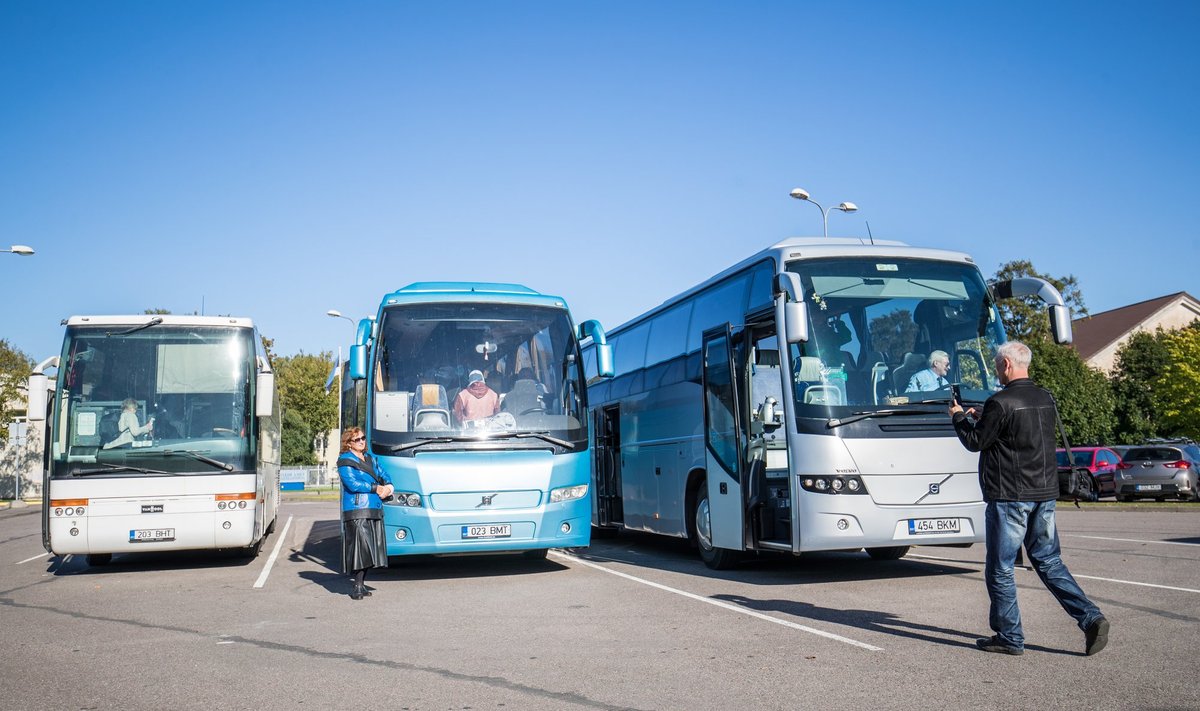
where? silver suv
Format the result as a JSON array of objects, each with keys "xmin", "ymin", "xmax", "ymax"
[{"xmin": 1115, "ymin": 442, "xmax": 1200, "ymax": 502}]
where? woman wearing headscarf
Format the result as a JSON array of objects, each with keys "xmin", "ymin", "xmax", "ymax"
[{"xmin": 337, "ymin": 427, "xmax": 393, "ymax": 600}]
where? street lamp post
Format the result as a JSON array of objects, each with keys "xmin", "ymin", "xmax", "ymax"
[
  {"xmin": 788, "ymin": 188, "xmax": 858, "ymax": 238},
  {"xmin": 326, "ymin": 310, "xmax": 357, "ymax": 449},
  {"xmin": 3, "ymin": 245, "xmax": 35, "ymax": 256}
]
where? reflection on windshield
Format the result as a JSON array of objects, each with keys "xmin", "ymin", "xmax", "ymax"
[
  {"xmin": 51, "ymin": 326, "xmax": 255, "ymax": 477},
  {"xmin": 371, "ymin": 302, "xmax": 586, "ymax": 451},
  {"xmin": 786, "ymin": 257, "xmax": 1005, "ymax": 415}
]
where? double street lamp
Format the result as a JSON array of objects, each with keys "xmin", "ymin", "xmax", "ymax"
[{"xmin": 789, "ymin": 188, "xmax": 858, "ymax": 238}]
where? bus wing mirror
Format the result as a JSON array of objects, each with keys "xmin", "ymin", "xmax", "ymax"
[
  {"xmin": 26, "ymin": 373, "xmax": 48, "ymax": 421},
  {"xmin": 776, "ymin": 272, "xmax": 809, "ymax": 344},
  {"xmin": 990, "ymin": 276, "xmax": 1073, "ymax": 345},
  {"xmin": 578, "ymin": 319, "xmax": 608, "ymax": 345},
  {"xmin": 784, "ymin": 302, "xmax": 809, "ymax": 344},
  {"xmin": 349, "ymin": 344, "xmax": 368, "ymax": 380},
  {"xmin": 256, "ymin": 371, "xmax": 275, "ymax": 418},
  {"xmin": 1049, "ymin": 304, "xmax": 1073, "ymax": 345},
  {"xmin": 595, "ymin": 343, "xmax": 614, "ymax": 378}
]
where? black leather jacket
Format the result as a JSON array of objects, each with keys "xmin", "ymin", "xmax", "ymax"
[{"xmin": 952, "ymin": 378, "xmax": 1060, "ymax": 502}]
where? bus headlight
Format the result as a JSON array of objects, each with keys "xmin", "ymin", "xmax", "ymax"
[
  {"xmin": 385, "ymin": 493, "xmax": 422, "ymax": 507},
  {"xmin": 550, "ymin": 484, "xmax": 588, "ymax": 503},
  {"xmin": 800, "ymin": 476, "xmax": 868, "ymax": 495}
]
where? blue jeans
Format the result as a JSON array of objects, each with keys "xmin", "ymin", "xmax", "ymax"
[{"xmin": 984, "ymin": 500, "xmax": 1103, "ymax": 650}]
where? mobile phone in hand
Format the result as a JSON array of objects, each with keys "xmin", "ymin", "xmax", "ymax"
[{"xmin": 950, "ymin": 383, "xmax": 961, "ymax": 406}]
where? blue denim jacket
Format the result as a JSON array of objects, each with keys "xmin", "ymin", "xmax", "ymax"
[{"xmin": 338, "ymin": 452, "xmax": 392, "ymax": 519}]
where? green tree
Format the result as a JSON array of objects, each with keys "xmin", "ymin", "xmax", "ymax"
[
  {"xmin": 992, "ymin": 260, "xmax": 1087, "ymax": 343},
  {"xmin": 273, "ymin": 351, "xmax": 338, "ymax": 465},
  {"xmin": 1028, "ymin": 341, "xmax": 1116, "ymax": 445},
  {"xmin": 0, "ymin": 339, "xmax": 34, "ymax": 440},
  {"xmin": 144, "ymin": 308, "xmax": 172, "ymax": 314},
  {"xmin": 1153, "ymin": 325, "xmax": 1200, "ymax": 440},
  {"xmin": 1110, "ymin": 330, "xmax": 1171, "ymax": 443},
  {"xmin": 281, "ymin": 409, "xmax": 317, "ymax": 465}
]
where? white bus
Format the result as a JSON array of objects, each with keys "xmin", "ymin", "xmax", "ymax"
[
  {"xmin": 583, "ymin": 238, "xmax": 1072, "ymax": 568},
  {"xmin": 27, "ymin": 315, "xmax": 280, "ymax": 566}
]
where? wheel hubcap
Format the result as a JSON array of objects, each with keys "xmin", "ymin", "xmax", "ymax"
[{"xmin": 696, "ymin": 497, "xmax": 713, "ymax": 551}]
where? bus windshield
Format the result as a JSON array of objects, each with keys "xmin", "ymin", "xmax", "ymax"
[
  {"xmin": 371, "ymin": 302, "xmax": 587, "ymax": 453},
  {"xmin": 51, "ymin": 325, "xmax": 256, "ymax": 477},
  {"xmin": 785, "ymin": 257, "xmax": 1005, "ymax": 418}
]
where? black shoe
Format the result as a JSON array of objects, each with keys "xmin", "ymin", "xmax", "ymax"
[
  {"xmin": 1085, "ymin": 617, "xmax": 1109, "ymax": 656},
  {"xmin": 350, "ymin": 586, "xmax": 365, "ymax": 601},
  {"xmin": 975, "ymin": 636, "xmax": 1023, "ymax": 655}
]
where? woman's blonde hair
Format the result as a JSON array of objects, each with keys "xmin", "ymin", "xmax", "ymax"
[{"xmin": 340, "ymin": 426, "xmax": 365, "ymax": 451}]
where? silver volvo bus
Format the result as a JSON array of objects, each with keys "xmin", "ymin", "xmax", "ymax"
[{"xmin": 583, "ymin": 238, "xmax": 1072, "ymax": 568}]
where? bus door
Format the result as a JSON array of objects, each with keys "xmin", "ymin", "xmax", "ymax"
[
  {"xmin": 701, "ymin": 325, "xmax": 747, "ymax": 562},
  {"xmin": 592, "ymin": 405, "xmax": 623, "ymax": 528},
  {"xmin": 745, "ymin": 327, "xmax": 792, "ymax": 550}
]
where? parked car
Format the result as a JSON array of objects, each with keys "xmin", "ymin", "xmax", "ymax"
[
  {"xmin": 1115, "ymin": 443, "xmax": 1200, "ymax": 501},
  {"xmin": 1055, "ymin": 447, "xmax": 1120, "ymax": 498}
]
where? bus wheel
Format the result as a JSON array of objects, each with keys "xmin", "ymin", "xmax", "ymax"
[
  {"xmin": 86, "ymin": 553, "xmax": 112, "ymax": 567},
  {"xmin": 522, "ymin": 548, "xmax": 549, "ymax": 561},
  {"xmin": 694, "ymin": 490, "xmax": 740, "ymax": 570},
  {"xmin": 866, "ymin": 546, "xmax": 909, "ymax": 561}
]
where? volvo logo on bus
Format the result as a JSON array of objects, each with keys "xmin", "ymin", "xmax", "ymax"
[
  {"xmin": 928, "ymin": 483, "xmax": 941, "ymax": 496},
  {"xmin": 476, "ymin": 494, "xmax": 498, "ymax": 508}
]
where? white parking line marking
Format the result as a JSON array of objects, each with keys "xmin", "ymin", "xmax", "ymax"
[
  {"xmin": 908, "ymin": 553, "xmax": 1200, "ymax": 594},
  {"xmin": 252, "ymin": 515, "xmax": 293, "ymax": 589},
  {"xmin": 16, "ymin": 552, "xmax": 50, "ymax": 565},
  {"xmin": 1065, "ymin": 534, "xmax": 1199, "ymax": 547},
  {"xmin": 550, "ymin": 550, "xmax": 883, "ymax": 651}
]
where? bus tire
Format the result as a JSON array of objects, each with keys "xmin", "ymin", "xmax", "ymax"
[
  {"xmin": 694, "ymin": 489, "xmax": 740, "ymax": 570},
  {"xmin": 85, "ymin": 553, "xmax": 112, "ymax": 567},
  {"xmin": 522, "ymin": 548, "xmax": 549, "ymax": 561},
  {"xmin": 866, "ymin": 546, "xmax": 909, "ymax": 561}
]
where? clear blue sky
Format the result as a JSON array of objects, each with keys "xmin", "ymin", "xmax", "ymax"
[{"xmin": 3, "ymin": 1, "xmax": 1197, "ymax": 362}]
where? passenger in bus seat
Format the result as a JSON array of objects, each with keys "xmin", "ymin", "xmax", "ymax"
[
  {"xmin": 452, "ymin": 369, "xmax": 500, "ymax": 423},
  {"xmin": 102, "ymin": 398, "xmax": 154, "ymax": 449},
  {"xmin": 906, "ymin": 350, "xmax": 952, "ymax": 392}
]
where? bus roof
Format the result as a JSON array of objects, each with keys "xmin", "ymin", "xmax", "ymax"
[
  {"xmin": 64, "ymin": 315, "xmax": 256, "ymax": 329},
  {"xmin": 602, "ymin": 237, "xmax": 979, "ymax": 338},
  {"xmin": 379, "ymin": 282, "xmax": 570, "ymax": 310}
]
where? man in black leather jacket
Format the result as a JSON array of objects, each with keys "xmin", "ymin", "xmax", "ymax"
[{"xmin": 950, "ymin": 340, "xmax": 1108, "ymax": 656}]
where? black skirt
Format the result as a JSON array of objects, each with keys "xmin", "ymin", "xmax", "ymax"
[{"xmin": 342, "ymin": 517, "xmax": 388, "ymax": 574}]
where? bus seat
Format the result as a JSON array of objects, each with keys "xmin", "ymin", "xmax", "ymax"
[
  {"xmin": 892, "ymin": 352, "xmax": 927, "ymax": 393},
  {"xmin": 98, "ymin": 409, "xmax": 120, "ymax": 446},
  {"xmin": 870, "ymin": 362, "xmax": 889, "ymax": 404},
  {"xmin": 795, "ymin": 357, "xmax": 823, "ymax": 383},
  {"xmin": 502, "ymin": 379, "xmax": 545, "ymax": 415},
  {"xmin": 804, "ymin": 385, "xmax": 843, "ymax": 406},
  {"xmin": 412, "ymin": 384, "xmax": 450, "ymax": 430}
]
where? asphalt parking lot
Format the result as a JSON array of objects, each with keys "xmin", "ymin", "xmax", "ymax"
[{"xmin": 1, "ymin": 501, "xmax": 1197, "ymax": 710}]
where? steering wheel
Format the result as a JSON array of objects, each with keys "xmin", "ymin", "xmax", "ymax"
[{"xmin": 519, "ymin": 406, "xmax": 546, "ymax": 416}]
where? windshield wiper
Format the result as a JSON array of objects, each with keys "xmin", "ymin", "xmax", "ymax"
[
  {"xmin": 490, "ymin": 431, "xmax": 574, "ymax": 449},
  {"xmin": 827, "ymin": 409, "xmax": 946, "ymax": 429},
  {"xmin": 388, "ymin": 431, "xmax": 575, "ymax": 453},
  {"xmin": 106, "ymin": 317, "xmax": 163, "ymax": 336},
  {"xmin": 127, "ymin": 448, "xmax": 235, "ymax": 472},
  {"xmin": 73, "ymin": 463, "xmax": 172, "ymax": 476}
]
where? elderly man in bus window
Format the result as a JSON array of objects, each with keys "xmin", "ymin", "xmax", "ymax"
[{"xmin": 907, "ymin": 350, "xmax": 951, "ymax": 392}]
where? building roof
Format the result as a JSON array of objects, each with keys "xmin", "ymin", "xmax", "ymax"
[{"xmin": 1072, "ymin": 292, "xmax": 1196, "ymax": 360}]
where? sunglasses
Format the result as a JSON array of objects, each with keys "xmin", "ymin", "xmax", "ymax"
[{"xmin": 350, "ymin": 436, "xmax": 365, "ymax": 443}]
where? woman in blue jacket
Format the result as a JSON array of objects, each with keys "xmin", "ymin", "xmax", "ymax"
[{"xmin": 338, "ymin": 426, "xmax": 393, "ymax": 600}]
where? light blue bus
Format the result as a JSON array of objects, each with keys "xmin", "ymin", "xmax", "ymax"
[
  {"xmin": 582, "ymin": 238, "xmax": 1072, "ymax": 569},
  {"xmin": 343, "ymin": 282, "xmax": 612, "ymax": 560}
]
